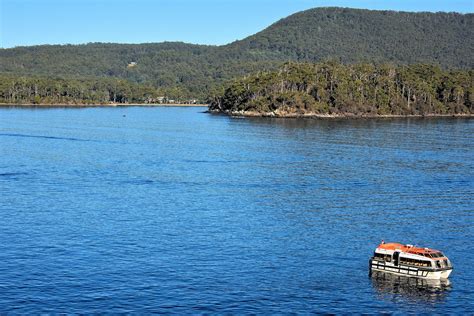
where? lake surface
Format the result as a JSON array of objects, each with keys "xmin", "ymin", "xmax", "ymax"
[{"xmin": 0, "ymin": 106, "xmax": 473, "ymax": 313}]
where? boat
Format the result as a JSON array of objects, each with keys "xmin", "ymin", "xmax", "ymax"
[{"xmin": 369, "ymin": 242, "xmax": 453, "ymax": 280}]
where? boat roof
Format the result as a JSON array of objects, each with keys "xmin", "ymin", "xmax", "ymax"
[{"xmin": 377, "ymin": 242, "xmax": 442, "ymax": 255}]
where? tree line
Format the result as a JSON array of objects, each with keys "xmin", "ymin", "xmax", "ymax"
[{"xmin": 0, "ymin": 75, "xmax": 194, "ymax": 105}]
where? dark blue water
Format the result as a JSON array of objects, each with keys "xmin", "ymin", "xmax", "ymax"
[{"xmin": 0, "ymin": 107, "xmax": 473, "ymax": 313}]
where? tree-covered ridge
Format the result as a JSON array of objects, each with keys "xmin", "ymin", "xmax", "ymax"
[
  {"xmin": 0, "ymin": 8, "xmax": 472, "ymax": 100},
  {"xmin": 235, "ymin": 7, "xmax": 473, "ymax": 67},
  {"xmin": 0, "ymin": 42, "xmax": 280, "ymax": 100},
  {"xmin": 209, "ymin": 62, "xmax": 473, "ymax": 116}
]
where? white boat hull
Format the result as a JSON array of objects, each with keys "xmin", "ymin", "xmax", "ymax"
[{"xmin": 370, "ymin": 259, "xmax": 452, "ymax": 280}]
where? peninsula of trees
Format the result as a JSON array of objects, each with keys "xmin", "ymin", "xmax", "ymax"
[
  {"xmin": 209, "ymin": 62, "xmax": 473, "ymax": 117},
  {"xmin": 0, "ymin": 7, "xmax": 472, "ymax": 105}
]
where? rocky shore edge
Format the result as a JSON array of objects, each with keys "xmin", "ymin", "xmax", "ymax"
[{"xmin": 207, "ymin": 109, "xmax": 473, "ymax": 119}]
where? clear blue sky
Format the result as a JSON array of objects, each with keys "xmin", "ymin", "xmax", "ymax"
[{"xmin": 1, "ymin": 0, "xmax": 472, "ymax": 48}]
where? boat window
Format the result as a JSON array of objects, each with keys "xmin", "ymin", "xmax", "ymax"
[
  {"xmin": 373, "ymin": 253, "xmax": 394, "ymax": 262},
  {"xmin": 399, "ymin": 257, "xmax": 433, "ymax": 267},
  {"xmin": 374, "ymin": 252, "xmax": 384, "ymax": 259}
]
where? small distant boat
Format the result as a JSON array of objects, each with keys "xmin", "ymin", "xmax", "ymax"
[{"xmin": 369, "ymin": 242, "xmax": 453, "ymax": 279}]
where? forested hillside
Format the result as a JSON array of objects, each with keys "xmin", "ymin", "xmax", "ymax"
[
  {"xmin": 0, "ymin": 43, "xmax": 277, "ymax": 102},
  {"xmin": 233, "ymin": 7, "xmax": 473, "ymax": 67},
  {"xmin": 1, "ymin": 7, "xmax": 472, "ymax": 103},
  {"xmin": 209, "ymin": 62, "xmax": 473, "ymax": 116}
]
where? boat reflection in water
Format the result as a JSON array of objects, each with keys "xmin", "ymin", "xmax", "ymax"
[{"xmin": 370, "ymin": 271, "xmax": 451, "ymax": 304}]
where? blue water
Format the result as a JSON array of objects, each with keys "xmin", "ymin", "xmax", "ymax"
[{"xmin": 0, "ymin": 107, "xmax": 473, "ymax": 314}]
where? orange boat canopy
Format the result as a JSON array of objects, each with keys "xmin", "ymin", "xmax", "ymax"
[{"xmin": 377, "ymin": 242, "xmax": 446, "ymax": 258}]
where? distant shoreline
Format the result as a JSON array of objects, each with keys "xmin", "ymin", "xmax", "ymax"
[
  {"xmin": 0, "ymin": 103, "xmax": 208, "ymax": 108},
  {"xmin": 2, "ymin": 104, "xmax": 471, "ymax": 118}
]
